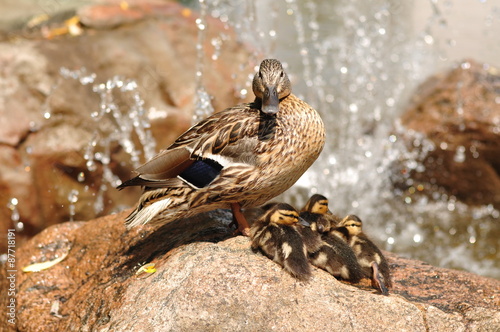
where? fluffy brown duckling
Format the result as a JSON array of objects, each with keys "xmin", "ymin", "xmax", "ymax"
[
  {"xmin": 307, "ymin": 229, "xmax": 364, "ymax": 283},
  {"xmin": 334, "ymin": 214, "xmax": 392, "ymax": 295},
  {"xmin": 250, "ymin": 203, "xmax": 312, "ymax": 281},
  {"xmin": 299, "ymin": 194, "xmax": 340, "ymax": 233},
  {"xmin": 299, "ymin": 198, "xmax": 363, "ymax": 282}
]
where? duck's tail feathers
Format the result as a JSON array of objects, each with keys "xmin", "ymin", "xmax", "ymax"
[
  {"xmin": 125, "ymin": 197, "xmax": 174, "ymax": 229},
  {"xmin": 124, "ymin": 182, "xmax": 194, "ymax": 229}
]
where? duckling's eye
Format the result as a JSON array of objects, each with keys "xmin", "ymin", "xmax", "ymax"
[
  {"xmin": 258, "ymin": 71, "xmax": 263, "ymax": 79},
  {"xmin": 280, "ymin": 71, "xmax": 284, "ymax": 78}
]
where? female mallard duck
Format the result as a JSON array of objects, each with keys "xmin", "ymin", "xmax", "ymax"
[
  {"xmin": 300, "ymin": 194, "xmax": 340, "ymax": 233},
  {"xmin": 118, "ymin": 59, "xmax": 325, "ymax": 235},
  {"xmin": 334, "ymin": 215, "xmax": 392, "ymax": 295},
  {"xmin": 250, "ymin": 203, "xmax": 312, "ymax": 280}
]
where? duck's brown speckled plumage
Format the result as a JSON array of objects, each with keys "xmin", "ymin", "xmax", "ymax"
[{"xmin": 118, "ymin": 59, "xmax": 325, "ymax": 231}]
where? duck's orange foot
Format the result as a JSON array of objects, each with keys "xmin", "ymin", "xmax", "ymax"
[{"xmin": 230, "ymin": 202, "xmax": 251, "ymax": 237}]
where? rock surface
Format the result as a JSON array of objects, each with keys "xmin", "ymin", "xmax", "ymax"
[
  {"xmin": 396, "ymin": 59, "xmax": 500, "ymax": 208},
  {"xmin": 1, "ymin": 211, "xmax": 499, "ymax": 331},
  {"xmin": 0, "ymin": 1, "xmax": 255, "ymax": 251}
]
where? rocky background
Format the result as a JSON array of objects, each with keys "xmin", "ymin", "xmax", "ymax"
[
  {"xmin": 395, "ymin": 60, "xmax": 500, "ymax": 208},
  {"xmin": 1, "ymin": 1, "xmax": 499, "ymax": 331},
  {"xmin": 0, "ymin": 0, "xmax": 256, "ymax": 251}
]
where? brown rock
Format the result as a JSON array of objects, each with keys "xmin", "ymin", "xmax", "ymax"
[
  {"xmin": 2, "ymin": 211, "xmax": 498, "ymax": 331},
  {"xmin": 0, "ymin": 1, "xmax": 255, "ymax": 252},
  {"xmin": 397, "ymin": 59, "xmax": 500, "ymax": 208}
]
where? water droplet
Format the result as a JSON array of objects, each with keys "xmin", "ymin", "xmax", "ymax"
[
  {"xmin": 77, "ymin": 172, "xmax": 86, "ymax": 182},
  {"xmin": 86, "ymin": 160, "xmax": 97, "ymax": 172},
  {"xmin": 424, "ymin": 34, "xmax": 434, "ymax": 45},
  {"xmin": 413, "ymin": 234, "xmax": 422, "ymax": 243},
  {"xmin": 15, "ymin": 222, "xmax": 24, "ymax": 232},
  {"xmin": 461, "ymin": 61, "xmax": 471, "ymax": 69},
  {"xmin": 68, "ymin": 189, "xmax": 79, "ymax": 203},
  {"xmin": 453, "ymin": 146, "xmax": 466, "ymax": 163},
  {"xmin": 11, "ymin": 209, "xmax": 20, "ymax": 222}
]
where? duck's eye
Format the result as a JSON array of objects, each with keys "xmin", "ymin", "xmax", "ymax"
[
  {"xmin": 258, "ymin": 71, "xmax": 263, "ymax": 79},
  {"xmin": 280, "ymin": 71, "xmax": 284, "ymax": 78}
]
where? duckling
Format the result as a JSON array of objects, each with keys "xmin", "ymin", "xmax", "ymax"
[
  {"xmin": 250, "ymin": 203, "xmax": 311, "ymax": 280},
  {"xmin": 300, "ymin": 194, "xmax": 340, "ymax": 233},
  {"xmin": 118, "ymin": 59, "xmax": 325, "ymax": 236},
  {"xmin": 306, "ymin": 230, "xmax": 364, "ymax": 283},
  {"xmin": 335, "ymin": 214, "xmax": 392, "ymax": 295},
  {"xmin": 297, "ymin": 195, "xmax": 363, "ymax": 282}
]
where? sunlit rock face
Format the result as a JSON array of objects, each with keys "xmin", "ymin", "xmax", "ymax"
[
  {"xmin": 397, "ymin": 60, "xmax": 500, "ymax": 209},
  {"xmin": 0, "ymin": 2, "xmax": 254, "ymax": 251},
  {"xmin": 5, "ymin": 211, "xmax": 500, "ymax": 331}
]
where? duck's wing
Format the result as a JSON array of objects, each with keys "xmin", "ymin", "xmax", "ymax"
[{"xmin": 117, "ymin": 104, "xmax": 263, "ymax": 189}]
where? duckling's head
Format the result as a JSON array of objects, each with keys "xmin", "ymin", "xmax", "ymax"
[
  {"xmin": 301, "ymin": 194, "xmax": 329, "ymax": 215},
  {"xmin": 252, "ymin": 59, "xmax": 291, "ymax": 115},
  {"xmin": 266, "ymin": 203, "xmax": 303, "ymax": 226},
  {"xmin": 339, "ymin": 214, "xmax": 363, "ymax": 235}
]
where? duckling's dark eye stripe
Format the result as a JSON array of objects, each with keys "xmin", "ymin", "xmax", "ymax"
[{"xmin": 280, "ymin": 212, "xmax": 298, "ymax": 219}]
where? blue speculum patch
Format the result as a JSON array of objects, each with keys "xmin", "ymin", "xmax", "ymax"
[{"xmin": 179, "ymin": 159, "xmax": 223, "ymax": 188}]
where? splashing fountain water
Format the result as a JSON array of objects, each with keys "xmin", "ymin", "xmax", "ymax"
[{"xmin": 43, "ymin": 67, "xmax": 157, "ymax": 216}]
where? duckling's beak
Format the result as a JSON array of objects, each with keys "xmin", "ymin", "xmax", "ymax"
[
  {"xmin": 298, "ymin": 217, "xmax": 310, "ymax": 227},
  {"xmin": 262, "ymin": 85, "xmax": 279, "ymax": 115}
]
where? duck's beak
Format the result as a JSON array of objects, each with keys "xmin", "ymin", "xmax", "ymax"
[
  {"xmin": 298, "ymin": 217, "xmax": 310, "ymax": 227},
  {"xmin": 262, "ymin": 85, "xmax": 279, "ymax": 115}
]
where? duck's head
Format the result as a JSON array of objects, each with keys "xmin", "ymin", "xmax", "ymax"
[
  {"xmin": 302, "ymin": 194, "xmax": 329, "ymax": 215},
  {"xmin": 266, "ymin": 203, "xmax": 308, "ymax": 226},
  {"xmin": 252, "ymin": 59, "xmax": 291, "ymax": 115},
  {"xmin": 339, "ymin": 214, "xmax": 363, "ymax": 235}
]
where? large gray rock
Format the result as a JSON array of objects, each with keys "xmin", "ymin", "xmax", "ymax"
[{"xmin": 2, "ymin": 210, "xmax": 498, "ymax": 331}]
